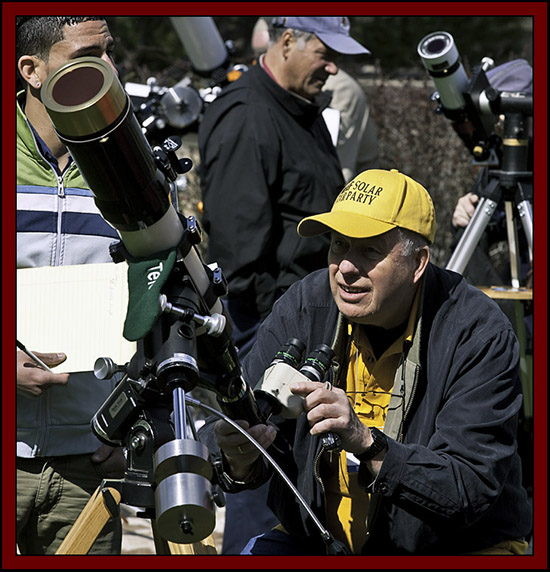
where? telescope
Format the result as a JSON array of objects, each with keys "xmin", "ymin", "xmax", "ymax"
[
  {"xmin": 41, "ymin": 56, "xmax": 261, "ymax": 544},
  {"xmin": 170, "ymin": 16, "xmax": 229, "ymax": 78},
  {"xmin": 417, "ymin": 31, "xmax": 533, "ymax": 163},
  {"xmin": 40, "ymin": 55, "xmax": 262, "ymax": 397},
  {"xmin": 418, "ymin": 32, "xmax": 533, "ymax": 285},
  {"xmin": 126, "ymin": 17, "xmax": 247, "ymax": 144},
  {"xmin": 40, "ymin": 56, "xmax": 187, "ymax": 259},
  {"xmin": 417, "ymin": 31, "xmax": 470, "ymax": 112}
]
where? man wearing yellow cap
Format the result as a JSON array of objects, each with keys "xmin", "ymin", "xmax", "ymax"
[{"xmin": 202, "ymin": 169, "xmax": 532, "ymax": 555}]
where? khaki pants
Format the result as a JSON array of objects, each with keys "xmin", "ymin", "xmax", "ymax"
[{"xmin": 17, "ymin": 455, "xmax": 122, "ymax": 555}]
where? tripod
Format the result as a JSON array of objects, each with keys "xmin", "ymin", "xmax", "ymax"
[
  {"xmin": 446, "ymin": 111, "xmax": 533, "ymax": 282},
  {"xmin": 446, "ymin": 107, "xmax": 533, "ymax": 420}
]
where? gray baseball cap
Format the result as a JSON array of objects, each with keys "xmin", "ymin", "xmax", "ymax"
[{"xmin": 272, "ymin": 16, "xmax": 370, "ymax": 55}]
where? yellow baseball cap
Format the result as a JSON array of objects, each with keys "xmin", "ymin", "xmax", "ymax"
[{"xmin": 298, "ymin": 169, "xmax": 436, "ymax": 244}]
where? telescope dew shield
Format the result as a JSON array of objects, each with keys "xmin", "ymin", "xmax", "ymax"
[
  {"xmin": 170, "ymin": 17, "xmax": 228, "ymax": 75},
  {"xmin": 41, "ymin": 57, "xmax": 183, "ymax": 258},
  {"xmin": 417, "ymin": 31, "xmax": 469, "ymax": 112}
]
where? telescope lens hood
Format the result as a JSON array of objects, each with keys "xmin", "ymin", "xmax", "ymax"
[{"xmin": 41, "ymin": 56, "xmax": 128, "ymax": 139}]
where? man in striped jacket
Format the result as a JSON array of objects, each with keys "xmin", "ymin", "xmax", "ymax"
[{"xmin": 16, "ymin": 16, "xmax": 124, "ymax": 555}]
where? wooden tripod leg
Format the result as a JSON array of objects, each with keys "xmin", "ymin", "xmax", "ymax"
[
  {"xmin": 168, "ymin": 534, "xmax": 217, "ymax": 555},
  {"xmin": 56, "ymin": 486, "xmax": 121, "ymax": 555},
  {"xmin": 151, "ymin": 520, "xmax": 218, "ymax": 555}
]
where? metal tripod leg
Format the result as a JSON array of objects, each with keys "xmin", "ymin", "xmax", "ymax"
[
  {"xmin": 55, "ymin": 486, "xmax": 121, "ymax": 555},
  {"xmin": 446, "ymin": 194, "xmax": 498, "ymax": 274},
  {"xmin": 513, "ymin": 195, "xmax": 534, "ymax": 420},
  {"xmin": 516, "ymin": 197, "xmax": 534, "ymax": 261},
  {"xmin": 505, "ymin": 201, "xmax": 521, "ymax": 288}
]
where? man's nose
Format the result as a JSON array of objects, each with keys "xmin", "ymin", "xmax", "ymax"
[
  {"xmin": 338, "ymin": 256, "xmax": 360, "ymax": 274},
  {"xmin": 101, "ymin": 53, "xmax": 119, "ymax": 76}
]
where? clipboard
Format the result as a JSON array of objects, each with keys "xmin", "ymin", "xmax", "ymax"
[{"xmin": 17, "ymin": 262, "xmax": 136, "ymax": 373}]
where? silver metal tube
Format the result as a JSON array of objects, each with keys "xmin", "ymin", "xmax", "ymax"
[
  {"xmin": 172, "ymin": 387, "xmax": 187, "ymax": 440},
  {"xmin": 517, "ymin": 199, "xmax": 534, "ymax": 262},
  {"xmin": 446, "ymin": 197, "xmax": 498, "ymax": 274}
]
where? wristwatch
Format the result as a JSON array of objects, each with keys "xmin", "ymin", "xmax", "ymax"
[{"xmin": 355, "ymin": 427, "xmax": 388, "ymax": 462}]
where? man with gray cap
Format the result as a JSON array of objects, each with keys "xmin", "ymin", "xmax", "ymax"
[
  {"xmin": 249, "ymin": 17, "xmax": 380, "ymax": 183},
  {"xmin": 198, "ymin": 18, "xmax": 369, "ymax": 553},
  {"xmin": 199, "ymin": 16, "xmax": 369, "ymax": 358},
  {"xmin": 201, "ymin": 168, "xmax": 532, "ymax": 554}
]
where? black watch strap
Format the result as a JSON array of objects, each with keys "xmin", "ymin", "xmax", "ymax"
[{"xmin": 355, "ymin": 427, "xmax": 388, "ymax": 462}]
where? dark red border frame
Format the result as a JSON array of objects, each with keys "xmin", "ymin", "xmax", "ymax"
[{"xmin": 3, "ymin": 2, "xmax": 547, "ymax": 570}]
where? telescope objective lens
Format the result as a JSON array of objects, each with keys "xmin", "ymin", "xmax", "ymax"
[{"xmin": 41, "ymin": 57, "xmax": 184, "ymax": 257}]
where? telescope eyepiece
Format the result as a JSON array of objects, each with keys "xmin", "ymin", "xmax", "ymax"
[
  {"xmin": 418, "ymin": 31, "xmax": 453, "ymax": 60},
  {"xmin": 417, "ymin": 31, "xmax": 469, "ymax": 112}
]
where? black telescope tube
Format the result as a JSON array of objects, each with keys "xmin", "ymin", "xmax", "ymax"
[
  {"xmin": 41, "ymin": 57, "xmax": 183, "ymax": 257},
  {"xmin": 62, "ymin": 107, "xmax": 170, "ymax": 231}
]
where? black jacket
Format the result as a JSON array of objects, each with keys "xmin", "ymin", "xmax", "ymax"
[
  {"xmin": 198, "ymin": 63, "xmax": 344, "ymax": 320},
  {"xmin": 202, "ymin": 263, "xmax": 532, "ymax": 554}
]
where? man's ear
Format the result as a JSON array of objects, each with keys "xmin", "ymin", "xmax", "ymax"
[
  {"xmin": 413, "ymin": 246, "xmax": 430, "ymax": 284},
  {"xmin": 18, "ymin": 55, "xmax": 43, "ymax": 89},
  {"xmin": 281, "ymin": 29, "xmax": 295, "ymax": 58}
]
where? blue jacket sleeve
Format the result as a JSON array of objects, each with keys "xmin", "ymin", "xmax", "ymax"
[{"xmin": 371, "ymin": 327, "xmax": 523, "ymax": 527}]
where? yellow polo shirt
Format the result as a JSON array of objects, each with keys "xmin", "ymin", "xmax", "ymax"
[{"xmin": 322, "ymin": 296, "xmax": 419, "ymax": 553}]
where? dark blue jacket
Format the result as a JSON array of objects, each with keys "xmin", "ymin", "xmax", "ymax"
[{"xmin": 209, "ymin": 263, "xmax": 532, "ymax": 554}]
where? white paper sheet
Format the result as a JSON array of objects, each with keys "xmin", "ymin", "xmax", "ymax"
[{"xmin": 17, "ymin": 262, "xmax": 136, "ymax": 373}]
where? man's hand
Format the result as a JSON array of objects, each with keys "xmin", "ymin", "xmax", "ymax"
[
  {"xmin": 91, "ymin": 444, "xmax": 127, "ymax": 479},
  {"xmin": 290, "ymin": 381, "xmax": 372, "ymax": 455},
  {"xmin": 214, "ymin": 419, "xmax": 276, "ymax": 480},
  {"xmin": 452, "ymin": 192, "xmax": 479, "ymax": 229},
  {"xmin": 17, "ymin": 350, "xmax": 70, "ymax": 398}
]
